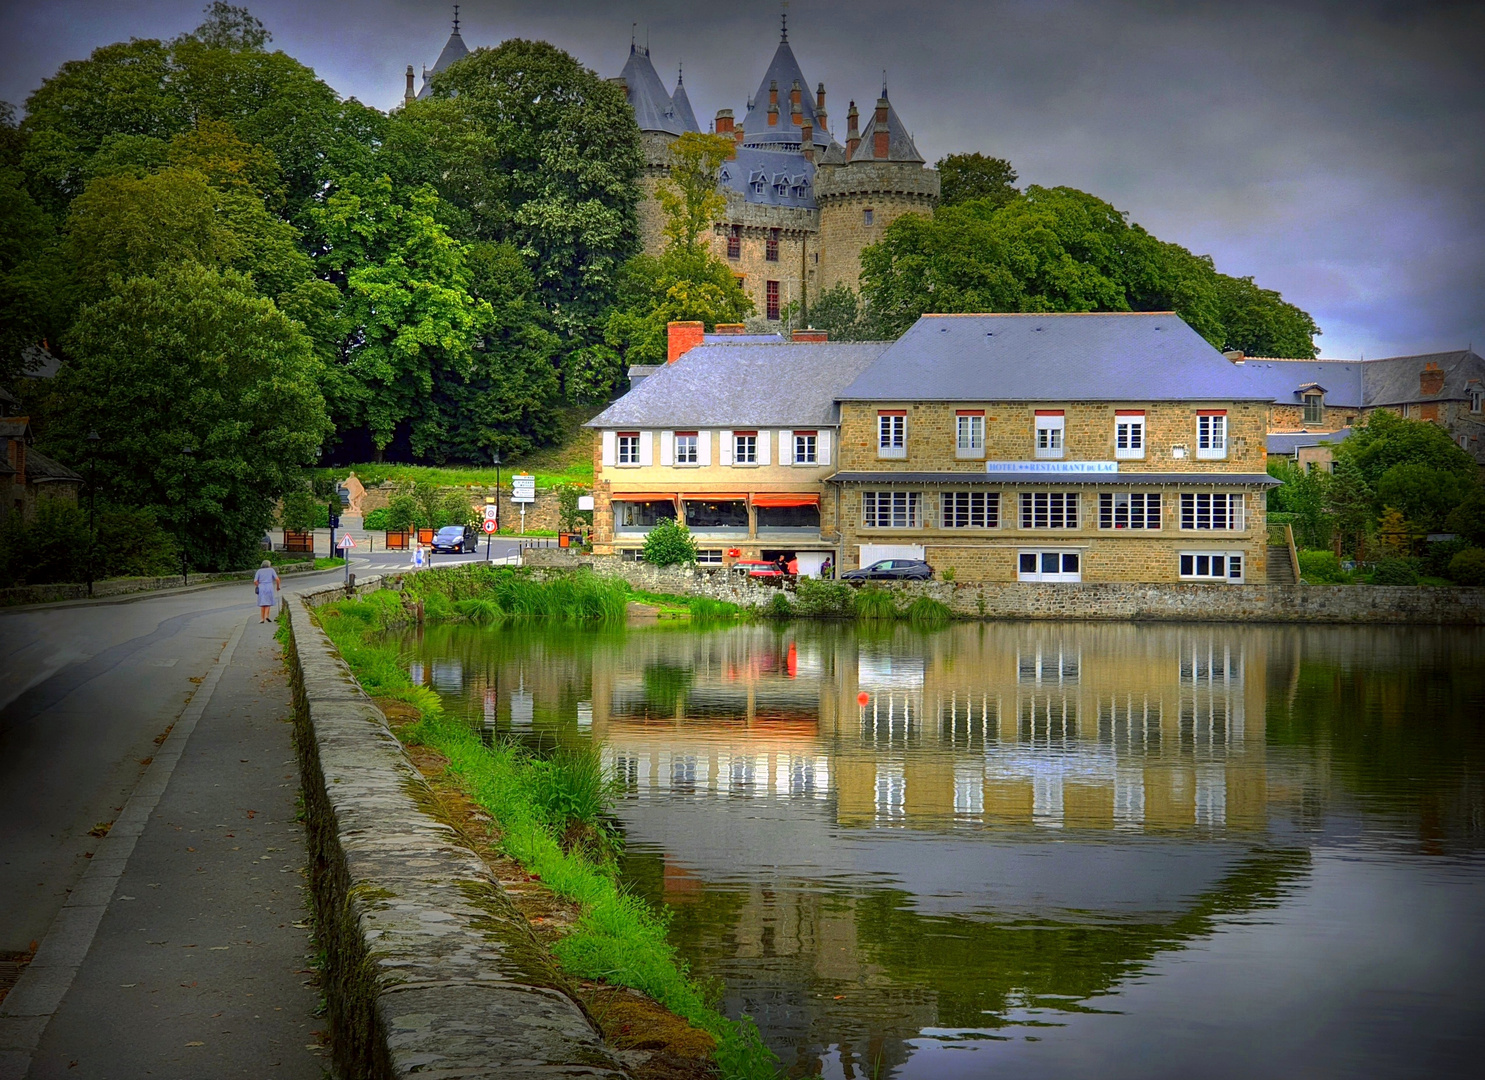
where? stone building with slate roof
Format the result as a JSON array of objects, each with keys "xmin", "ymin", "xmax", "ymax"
[{"xmin": 409, "ymin": 12, "xmax": 938, "ymax": 326}]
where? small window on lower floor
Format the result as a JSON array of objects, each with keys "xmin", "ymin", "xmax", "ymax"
[
  {"xmin": 696, "ymin": 549, "xmax": 724, "ymax": 565},
  {"xmin": 620, "ymin": 548, "xmax": 643, "ymax": 563},
  {"xmin": 1179, "ymin": 551, "xmax": 1244, "ymax": 582},
  {"xmin": 1017, "ymin": 549, "xmax": 1081, "ymax": 583}
]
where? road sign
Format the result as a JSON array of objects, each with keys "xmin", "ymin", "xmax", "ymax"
[
  {"xmin": 511, "ymin": 474, "xmax": 536, "ymax": 503},
  {"xmin": 337, "ymin": 534, "xmax": 356, "ymax": 550},
  {"xmin": 482, "ymin": 519, "xmax": 497, "ymax": 534},
  {"xmin": 577, "ymin": 495, "xmax": 595, "ymax": 511},
  {"xmin": 483, "ymin": 504, "xmax": 498, "ymax": 521}
]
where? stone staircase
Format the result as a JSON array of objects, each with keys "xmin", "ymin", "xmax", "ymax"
[{"xmin": 1267, "ymin": 546, "xmax": 1296, "ymax": 584}]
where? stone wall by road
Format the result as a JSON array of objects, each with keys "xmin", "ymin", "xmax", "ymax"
[
  {"xmin": 359, "ymin": 483, "xmax": 566, "ymax": 533},
  {"xmin": 286, "ymin": 577, "xmax": 627, "ymax": 1079},
  {"xmin": 0, "ymin": 561, "xmax": 318, "ymax": 608}
]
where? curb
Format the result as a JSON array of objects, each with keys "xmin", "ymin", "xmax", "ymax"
[{"xmin": 285, "ymin": 577, "xmax": 627, "ymax": 1079}]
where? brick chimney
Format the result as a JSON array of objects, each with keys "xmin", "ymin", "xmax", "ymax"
[
  {"xmin": 767, "ymin": 101, "xmax": 778, "ymax": 127},
  {"xmin": 790, "ymin": 80, "xmax": 803, "ymax": 125},
  {"xmin": 800, "ymin": 116, "xmax": 814, "ymax": 162},
  {"xmin": 712, "ymin": 323, "xmax": 747, "ymax": 336},
  {"xmin": 873, "ymin": 97, "xmax": 890, "ymax": 159},
  {"xmin": 1420, "ymin": 361, "xmax": 1446, "ymax": 396},
  {"xmin": 792, "ymin": 328, "xmax": 829, "ymax": 343},
  {"xmin": 404, "ymin": 65, "xmax": 415, "ymax": 106},
  {"xmin": 667, "ymin": 321, "xmax": 706, "ymax": 363},
  {"xmin": 846, "ymin": 101, "xmax": 860, "ymax": 158},
  {"xmin": 1223, "ymin": 350, "xmax": 1245, "ymax": 365},
  {"xmin": 816, "ymin": 83, "xmax": 827, "ymax": 132},
  {"xmin": 715, "ymin": 108, "xmax": 733, "ymax": 135}
]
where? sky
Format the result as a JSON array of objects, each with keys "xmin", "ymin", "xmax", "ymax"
[{"xmin": 1, "ymin": 0, "xmax": 1481, "ymax": 360}]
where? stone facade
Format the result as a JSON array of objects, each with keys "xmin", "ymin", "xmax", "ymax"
[{"xmin": 813, "ymin": 163, "xmax": 940, "ymax": 294}]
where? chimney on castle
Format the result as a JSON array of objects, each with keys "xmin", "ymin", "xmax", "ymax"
[
  {"xmin": 873, "ymin": 97, "xmax": 890, "ymax": 158},
  {"xmin": 800, "ymin": 116, "xmax": 814, "ymax": 162},
  {"xmin": 846, "ymin": 101, "xmax": 860, "ymax": 158},
  {"xmin": 816, "ymin": 83, "xmax": 827, "ymax": 132},
  {"xmin": 790, "ymin": 80, "xmax": 803, "ymax": 125},
  {"xmin": 404, "ymin": 65, "xmax": 415, "ymax": 106},
  {"xmin": 1420, "ymin": 361, "xmax": 1446, "ymax": 396},
  {"xmin": 715, "ymin": 109, "xmax": 734, "ymax": 135},
  {"xmin": 768, "ymin": 79, "xmax": 779, "ymax": 126}
]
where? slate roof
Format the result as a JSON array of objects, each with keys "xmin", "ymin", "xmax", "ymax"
[
  {"xmin": 619, "ymin": 45, "xmax": 685, "ymax": 135},
  {"xmin": 670, "ymin": 69, "xmax": 700, "ymax": 133},
  {"xmin": 416, "ymin": 29, "xmax": 469, "ymax": 99},
  {"xmin": 840, "ymin": 313, "xmax": 1273, "ymax": 402},
  {"xmin": 1266, "ymin": 429, "xmax": 1352, "ymax": 457},
  {"xmin": 1237, "ymin": 349, "xmax": 1485, "ymax": 407},
  {"xmin": 703, "ymin": 333, "xmax": 785, "ymax": 344},
  {"xmin": 719, "ymin": 147, "xmax": 816, "ymax": 209},
  {"xmin": 25, "ymin": 447, "xmax": 82, "ymax": 484},
  {"xmin": 588, "ymin": 342, "xmax": 891, "ymax": 429},
  {"xmin": 742, "ymin": 36, "xmax": 827, "ymax": 141},
  {"xmin": 829, "ymin": 471, "xmax": 1279, "ymax": 487},
  {"xmin": 847, "ymin": 93, "xmax": 924, "ymax": 164}
]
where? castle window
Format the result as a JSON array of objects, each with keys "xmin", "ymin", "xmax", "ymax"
[
  {"xmin": 727, "ymin": 225, "xmax": 741, "ymax": 261},
  {"xmin": 766, "ymin": 229, "xmax": 779, "ymax": 262},
  {"xmin": 773, "ymin": 174, "xmax": 789, "ymax": 196},
  {"xmin": 863, "ymin": 208, "xmax": 875, "ymax": 226},
  {"xmin": 766, "ymin": 280, "xmax": 780, "ymax": 321},
  {"xmin": 1302, "ymin": 392, "xmax": 1324, "ymax": 425}
]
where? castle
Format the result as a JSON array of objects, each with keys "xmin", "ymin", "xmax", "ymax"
[{"xmin": 407, "ymin": 12, "xmax": 940, "ymax": 324}]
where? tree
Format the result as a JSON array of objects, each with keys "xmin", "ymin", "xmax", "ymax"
[
  {"xmin": 656, "ymin": 132, "xmax": 733, "ymax": 252},
  {"xmin": 1334, "ymin": 409, "xmax": 1478, "ymax": 491},
  {"xmin": 601, "ymin": 247, "xmax": 754, "ymax": 372},
  {"xmin": 1375, "ymin": 462, "xmax": 1468, "ymax": 533},
  {"xmin": 935, "ymin": 152, "xmax": 1019, "ymax": 209},
  {"xmin": 642, "ymin": 517, "xmax": 697, "ymax": 566},
  {"xmin": 1213, "ymin": 274, "xmax": 1320, "ymax": 358},
  {"xmin": 50, "ymin": 263, "xmax": 330, "ymax": 570},
  {"xmin": 417, "ymin": 39, "xmax": 643, "ymax": 342},
  {"xmin": 1268, "ymin": 459, "xmax": 1332, "ymax": 549},
  {"xmin": 1326, "ymin": 457, "xmax": 1374, "ymax": 559},
  {"xmin": 1375, "ymin": 507, "xmax": 1419, "ymax": 557},
  {"xmin": 779, "ymin": 282, "xmax": 882, "ymax": 341},
  {"xmin": 192, "ymin": 2, "xmax": 271, "ymax": 51}
]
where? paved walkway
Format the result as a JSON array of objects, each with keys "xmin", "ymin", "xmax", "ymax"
[{"xmin": 0, "ymin": 571, "xmax": 349, "ymax": 1079}]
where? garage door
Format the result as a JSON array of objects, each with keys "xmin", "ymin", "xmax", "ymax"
[{"xmin": 858, "ymin": 544, "xmax": 926, "ymax": 567}]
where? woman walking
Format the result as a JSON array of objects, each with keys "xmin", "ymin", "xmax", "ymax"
[{"xmin": 254, "ymin": 560, "xmax": 280, "ymax": 623}]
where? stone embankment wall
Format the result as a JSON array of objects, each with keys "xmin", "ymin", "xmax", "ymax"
[
  {"xmin": 286, "ymin": 577, "xmax": 627, "ymax": 1080},
  {"xmin": 359, "ymin": 483, "xmax": 566, "ymax": 532},
  {"xmin": 0, "ymin": 561, "xmax": 318, "ymax": 608},
  {"xmin": 522, "ymin": 549, "xmax": 1485, "ymax": 623}
]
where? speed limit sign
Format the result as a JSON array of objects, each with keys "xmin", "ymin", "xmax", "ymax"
[{"xmin": 482, "ymin": 519, "xmax": 497, "ymax": 534}]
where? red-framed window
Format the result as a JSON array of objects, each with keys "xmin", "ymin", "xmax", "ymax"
[{"xmin": 766, "ymin": 280, "xmax": 780, "ymax": 320}]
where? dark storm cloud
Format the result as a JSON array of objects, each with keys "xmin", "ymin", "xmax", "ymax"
[{"xmin": 3, "ymin": 0, "xmax": 1481, "ymax": 358}]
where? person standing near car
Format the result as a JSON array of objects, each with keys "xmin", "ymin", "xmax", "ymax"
[{"xmin": 253, "ymin": 560, "xmax": 280, "ymax": 624}]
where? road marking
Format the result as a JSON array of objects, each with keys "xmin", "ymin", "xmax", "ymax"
[{"xmin": 0, "ymin": 616, "xmax": 249, "ymax": 1080}]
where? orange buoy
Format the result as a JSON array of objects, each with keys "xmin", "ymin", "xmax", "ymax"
[{"xmin": 857, "ymin": 691, "xmax": 870, "ymax": 707}]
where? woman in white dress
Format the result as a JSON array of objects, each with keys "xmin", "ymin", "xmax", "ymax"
[{"xmin": 254, "ymin": 560, "xmax": 280, "ymax": 623}]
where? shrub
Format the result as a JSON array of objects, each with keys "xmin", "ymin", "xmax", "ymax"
[
  {"xmin": 1369, "ymin": 557, "xmax": 1419, "ymax": 586},
  {"xmin": 642, "ymin": 518, "xmax": 697, "ymax": 566},
  {"xmin": 1448, "ymin": 548, "xmax": 1485, "ymax": 586},
  {"xmin": 93, "ymin": 506, "xmax": 179, "ymax": 578},
  {"xmin": 385, "ymin": 493, "xmax": 418, "ymax": 532},
  {"xmin": 907, "ymin": 596, "xmax": 952, "ymax": 626},
  {"xmin": 362, "ymin": 507, "xmax": 390, "ymax": 530},
  {"xmin": 1423, "ymin": 537, "xmax": 1471, "ymax": 578},
  {"xmin": 557, "ymin": 484, "xmax": 594, "ymax": 533},
  {"xmin": 794, "ymin": 577, "xmax": 855, "ymax": 617},
  {"xmin": 280, "ymin": 489, "xmax": 318, "ymax": 533},
  {"xmin": 1298, "ymin": 550, "xmax": 1346, "ymax": 584},
  {"xmin": 854, "ymin": 586, "xmax": 899, "ymax": 620},
  {"xmin": 940, "ymin": 566, "xmax": 957, "ymax": 583},
  {"xmin": 440, "ymin": 491, "xmax": 476, "ymax": 528},
  {"xmin": 765, "ymin": 592, "xmax": 794, "ymax": 619}
]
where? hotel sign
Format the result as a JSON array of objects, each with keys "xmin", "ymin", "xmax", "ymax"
[{"xmin": 985, "ymin": 461, "xmax": 1119, "ymax": 473}]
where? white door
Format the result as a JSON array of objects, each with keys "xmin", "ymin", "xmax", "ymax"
[
  {"xmin": 795, "ymin": 552, "xmax": 830, "ymax": 578},
  {"xmin": 859, "ymin": 544, "xmax": 925, "ymax": 568}
]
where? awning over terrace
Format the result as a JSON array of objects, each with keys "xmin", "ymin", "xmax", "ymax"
[{"xmin": 750, "ymin": 493, "xmax": 821, "ymax": 508}]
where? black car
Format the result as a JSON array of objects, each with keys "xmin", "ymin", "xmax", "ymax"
[
  {"xmin": 430, "ymin": 525, "xmax": 478, "ymax": 554},
  {"xmin": 841, "ymin": 558, "xmax": 933, "ymax": 582}
]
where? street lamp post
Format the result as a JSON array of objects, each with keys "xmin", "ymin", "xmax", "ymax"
[
  {"xmin": 86, "ymin": 430, "xmax": 100, "ymax": 597},
  {"xmin": 492, "ymin": 449, "xmax": 501, "ymax": 535},
  {"xmin": 179, "ymin": 447, "xmax": 194, "ymax": 585}
]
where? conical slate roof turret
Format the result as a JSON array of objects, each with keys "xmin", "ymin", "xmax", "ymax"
[
  {"xmin": 416, "ymin": 7, "xmax": 470, "ymax": 100},
  {"xmin": 619, "ymin": 43, "xmax": 686, "ymax": 135},
  {"xmin": 670, "ymin": 64, "xmax": 701, "ymax": 133},
  {"xmin": 741, "ymin": 15, "xmax": 832, "ymax": 150},
  {"xmin": 848, "ymin": 85, "xmax": 924, "ymax": 163}
]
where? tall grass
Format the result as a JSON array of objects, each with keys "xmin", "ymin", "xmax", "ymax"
[
  {"xmin": 312, "ymin": 589, "xmax": 781, "ymax": 1079},
  {"xmin": 906, "ymin": 596, "xmax": 952, "ymax": 627},
  {"xmin": 404, "ymin": 566, "xmax": 629, "ymax": 625},
  {"xmin": 853, "ymin": 586, "xmax": 900, "ymax": 621}
]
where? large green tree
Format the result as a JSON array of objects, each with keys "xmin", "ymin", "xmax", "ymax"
[
  {"xmin": 859, "ymin": 184, "xmax": 1319, "ymax": 356},
  {"xmin": 936, "ymin": 152, "xmax": 1019, "ymax": 209},
  {"xmin": 50, "ymin": 263, "xmax": 330, "ymax": 570},
  {"xmin": 601, "ymin": 247, "xmax": 755, "ymax": 372}
]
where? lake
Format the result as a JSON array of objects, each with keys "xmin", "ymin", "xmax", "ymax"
[{"xmin": 394, "ymin": 619, "xmax": 1485, "ymax": 1079}]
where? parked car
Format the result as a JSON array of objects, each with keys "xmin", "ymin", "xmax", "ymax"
[
  {"xmin": 430, "ymin": 525, "xmax": 477, "ymax": 554},
  {"xmin": 841, "ymin": 558, "xmax": 933, "ymax": 582},
  {"xmin": 731, "ymin": 559, "xmax": 783, "ymax": 578}
]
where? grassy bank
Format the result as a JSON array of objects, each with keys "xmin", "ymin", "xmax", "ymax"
[{"xmin": 311, "ymin": 570, "xmax": 779, "ymax": 1079}]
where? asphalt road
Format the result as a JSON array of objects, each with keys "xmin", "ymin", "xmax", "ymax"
[{"xmin": 0, "ymin": 552, "xmax": 509, "ymax": 1077}]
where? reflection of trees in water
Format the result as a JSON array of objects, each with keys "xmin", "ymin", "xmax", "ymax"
[
  {"xmin": 621, "ymin": 845, "xmax": 1310, "ymax": 1077},
  {"xmin": 1266, "ymin": 630, "xmax": 1485, "ymax": 851}
]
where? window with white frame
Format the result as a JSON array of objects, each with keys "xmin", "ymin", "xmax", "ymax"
[
  {"xmin": 733, "ymin": 431, "xmax": 758, "ymax": 464},
  {"xmin": 1179, "ymin": 551, "xmax": 1244, "ymax": 582},
  {"xmin": 878, "ymin": 412, "xmax": 906, "ymax": 458},
  {"xmin": 863, "ymin": 490, "xmax": 919, "ymax": 528},
  {"xmin": 1018, "ymin": 550, "xmax": 1082, "ymax": 583},
  {"xmin": 1035, "ymin": 412, "xmax": 1065, "ymax": 458},
  {"xmin": 1019, "ymin": 491, "xmax": 1079, "ymax": 529},
  {"xmin": 616, "ymin": 432, "xmax": 641, "ymax": 465},
  {"xmin": 1180, "ymin": 492, "xmax": 1246, "ymax": 530},
  {"xmin": 956, "ymin": 412, "xmax": 984, "ymax": 456},
  {"xmin": 1471, "ymin": 389, "xmax": 1483, "ymax": 414},
  {"xmin": 1115, "ymin": 412, "xmax": 1145, "ymax": 459},
  {"xmin": 943, "ymin": 491, "xmax": 999, "ymax": 529},
  {"xmin": 794, "ymin": 431, "xmax": 817, "ymax": 464},
  {"xmin": 1197, "ymin": 413, "xmax": 1227, "ymax": 459},
  {"xmin": 1302, "ymin": 393, "xmax": 1325, "ymax": 425},
  {"xmin": 696, "ymin": 549, "xmax": 724, "ymax": 565},
  {"xmin": 1099, "ymin": 492, "xmax": 1162, "ymax": 530},
  {"xmin": 1459, "ymin": 434, "xmax": 1471, "ymax": 451},
  {"xmin": 674, "ymin": 432, "xmax": 698, "ymax": 465}
]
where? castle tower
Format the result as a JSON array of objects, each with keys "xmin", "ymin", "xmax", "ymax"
[
  {"xmin": 412, "ymin": 6, "xmax": 469, "ymax": 101},
  {"xmin": 615, "ymin": 42, "xmax": 696, "ymax": 254},
  {"xmin": 815, "ymin": 84, "xmax": 939, "ymax": 294}
]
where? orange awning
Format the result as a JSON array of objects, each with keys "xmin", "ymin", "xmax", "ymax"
[
  {"xmin": 680, "ymin": 492, "xmax": 749, "ymax": 502},
  {"xmin": 750, "ymin": 492, "xmax": 821, "ymax": 508},
  {"xmin": 611, "ymin": 492, "xmax": 677, "ymax": 502}
]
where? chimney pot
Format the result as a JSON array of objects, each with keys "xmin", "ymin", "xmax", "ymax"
[
  {"xmin": 800, "ymin": 117, "xmax": 814, "ymax": 161},
  {"xmin": 846, "ymin": 101, "xmax": 860, "ymax": 158},
  {"xmin": 1420, "ymin": 361, "xmax": 1446, "ymax": 396},
  {"xmin": 715, "ymin": 108, "xmax": 733, "ymax": 134},
  {"xmin": 713, "ymin": 323, "xmax": 747, "ymax": 336},
  {"xmin": 667, "ymin": 321, "xmax": 706, "ymax": 364}
]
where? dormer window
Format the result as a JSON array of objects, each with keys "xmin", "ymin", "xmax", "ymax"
[
  {"xmin": 1471, "ymin": 387, "xmax": 1483, "ymax": 414},
  {"xmin": 773, "ymin": 174, "xmax": 789, "ymax": 196},
  {"xmin": 1299, "ymin": 385, "xmax": 1326, "ymax": 425},
  {"xmin": 750, "ymin": 170, "xmax": 766, "ymax": 195},
  {"xmin": 719, "ymin": 167, "xmax": 731, "ymax": 183},
  {"xmin": 790, "ymin": 175, "xmax": 808, "ymax": 197}
]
